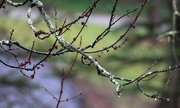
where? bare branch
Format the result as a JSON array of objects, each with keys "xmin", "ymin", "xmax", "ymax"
[{"xmin": 1, "ymin": 0, "xmax": 179, "ymax": 102}]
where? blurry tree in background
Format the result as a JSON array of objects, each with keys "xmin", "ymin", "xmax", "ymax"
[
  {"xmin": 0, "ymin": 0, "xmax": 180, "ymax": 108},
  {"xmin": 157, "ymin": 0, "xmax": 180, "ymax": 108}
]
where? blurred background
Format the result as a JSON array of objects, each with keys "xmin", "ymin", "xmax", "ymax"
[{"xmin": 0, "ymin": 0, "xmax": 178, "ymax": 108}]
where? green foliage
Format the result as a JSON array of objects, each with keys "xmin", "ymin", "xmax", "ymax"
[{"xmin": 42, "ymin": 0, "xmax": 140, "ymax": 14}]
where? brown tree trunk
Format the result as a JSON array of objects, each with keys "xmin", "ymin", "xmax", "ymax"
[
  {"xmin": 157, "ymin": 0, "xmax": 180, "ymax": 108},
  {"xmin": 170, "ymin": 1, "xmax": 180, "ymax": 106},
  {"xmin": 170, "ymin": 0, "xmax": 180, "ymax": 107}
]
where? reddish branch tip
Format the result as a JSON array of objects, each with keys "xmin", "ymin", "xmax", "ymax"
[
  {"xmin": 81, "ymin": 22, "xmax": 85, "ymax": 25},
  {"xmin": 20, "ymin": 63, "xmax": 24, "ymax": 66},
  {"xmin": 66, "ymin": 98, "xmax": 69, "ymax": 101},
  {"xmin": 73, "ymin": 38, "xmax": 76, "ymax": 41},
  {"xmin": 140, "ymin": 3, "xmax": 144, "ymax": 7},
  {"xmin": 133, "ymin": 26, "xmax": 136, "ymax": 28},
  {"xmin": 31, "ymin": 75, "xmax": 34, "ymax": 79},
  {"xmin": 36, "ymin": 66, "xmax": 40, "ymax": 69},
  {"xmin": 131, "ymin": 24, "xmax": 136, "ymax": 29},
  {"xmin": 49, "ymin": 48, "xmax": 53, "ymax": 51},
  {"xmin": 41, "ymin": 64, "xmax": 44, "ymax": 67},
  {"xmin": 1, "ymin": 5, "xmax": 6, "ymax": 9},
  {"xmin": 25, "ymin": 60, "xmax": 31, "ymax": 65},
  {"xmin": 114, "ymin": 46, "xmax": 118, "ymax": 50},
  {"xmin": 126, "ymin": 36, "xmax": 130, "ymax": 39},
  {"xmin": 54, "ymin": 45, "xmax": 58, "ymax": 49}
]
